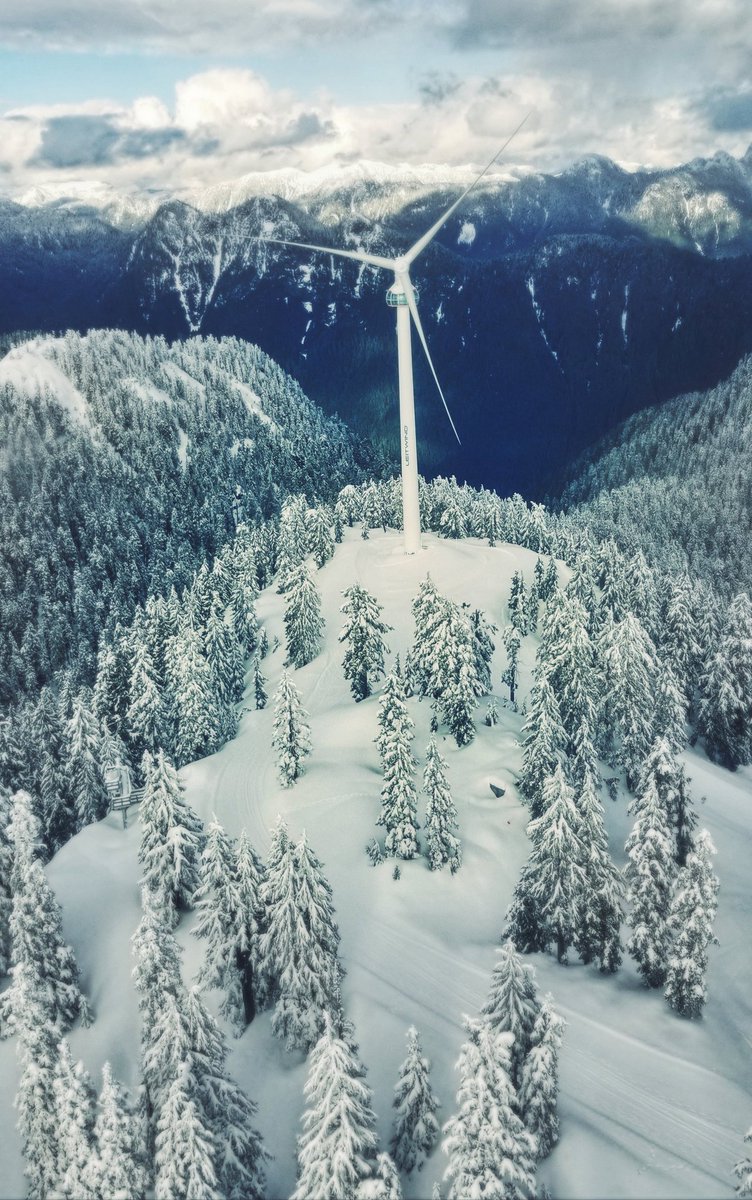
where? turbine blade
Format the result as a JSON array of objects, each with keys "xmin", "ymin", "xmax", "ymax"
[
  {"xmin": 404, "ymin": 112, "xmax": 530, "ymax": 266},
  {"xmin": 260, "ymin": 236, "xmax": 394, "ymax": 271},
  {"xmin": 399, "ymin": 273, "xmax": 461, "ymax": 445}
]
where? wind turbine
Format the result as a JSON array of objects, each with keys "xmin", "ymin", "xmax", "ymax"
[{"xmin": 264, "ymin": 117, "xmax": 528, "ymax": 554}]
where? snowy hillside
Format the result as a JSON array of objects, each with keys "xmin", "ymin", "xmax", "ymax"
[{"xmin": 1, "ymin": 529, "xmax": 748, "ymax": 1200}]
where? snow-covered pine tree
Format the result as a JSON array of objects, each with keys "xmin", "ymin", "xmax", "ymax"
[
  {"xmin": 194, "ymin": 818, "xmax": 246, "ymax": 1031},
  {"xmin": 624, "ymin": 771, "xmax": 676, "ymax": 987},
  {"xmin": 571, "ymin": 738, "xmax": 624, "ymax": 975},
  {"xmin": 84, "ymin": 1063, "xmax": 147, "ymax": 1200},
  {"xmin": 468, "ymin": 608, "xmax": 496, "ymax": 697},
  {"xmin": 517, "ymin": 996, "xmax": 565, "ymax": 1159},
  {"xmin": 639, "ymin": 737, "xmax": 697, "ymax": 866},
  {"xmin": 272, "ymin": 670, "xmax": 312, "ymax": 787},
  {"xmin": 517, "ymin": 674, "xmax": 567, "ymax": 818},
  {"xmin": 509, "ymin": 765, "xmax": 588, "ymax": 964},
  {"xmin": 339, "ymin": 584, "xmax": 392, "ymax": 701},
  {"xmin": 307, "ymin": 505, "xmax": 335, "ymax": 569},
  {"xmin": 126, "ymin": 636, "xmax": 164, "ymax": 764},
  {"xmin": 54, "ymin": 1039, "xmax": 98, "ymax": 1200},
  {"xmin": 480, "ymin": 939, "xmax": 540, "ymax": 1088},
  {"xmin": 697, "ymin": 592, "xmax": 752, "ymax": 769},
  {"xmin": 66, "ymin": 692, "xmax": 108, "ymax": 830},
  {"xmin": 443, "ymin": 1019, "xmax": 537, "ymax": 1200},
  {"xmin": 502, "ymin": 624, "xmax": 522, "ymax": 706},
  {"xmin": 540, "ymin": 594, "xmax": 598, "ymax": 753},
  {"xmin": 154, "ymin": 1059, "xmax": 219, "ymax": 1200},
  {"xmin": 291, "ymin": 1011, "xmax": 379, "ymax": 1200},
  {"xmin": 423, "ymin": 738, "xmax": 461, "ymax": 873},
  {"xmin": 361, "ymin": 1153, "xmax": 403, "ymax": 1200},
  {"xmin": 410, "ymin": 577, "xmax": 445, "ymax": 698},
  {"xmin": 390, "ymin": 1026, "xmax": 441, "ymax": 1173},
  {"xmin": 377, "ymin": 677, "xmax": 420, "ymax": 860},
  {"xmin": 235, "ymin": 829, "xmax": 266, "ymax": 1024},
  {"xmin": 253, "ymin": 655, "xmax": 267, "ymax": 709},
  {"xmin": 432, "ymin": 600, "xmax": 483, "ymax": 747},
  {"xmin": 204, "ymin": 594, "xmax": 245, "ymax": 707},
  {"xmin": 284, "ymin": 561, "xmax": 325, "ymax": 668},
  {"xmin": 138, "ymin": 749, "xmax": 204, "ymax": 924},
  {"xmin": 735, "ymin": 1127, "xmax": 752, "ymax": 1198},
  {"xmin": 653, "ymin": 660, "xmax": 687, "ymax": 755},
  {"xmin": 276, "ymin": 495, "xmax": 310, "ymax": 592},
  {"xmin": 597, "ymin": 612, "xmax": 658, "ymax": 786},
  {"xmin": 261, "ymin": 825, "xmax": 343, "ymax": 1051},
  {"xmin": 661, "ymin": 574, "xmax": 701, "ymax": 702},
  {"xmin": 1, "ymin": 791, "xmax": 90, "ymax": 1038},
  {"xmin": 664, "ymin": 830, "xmax": 719, "ymax": 1018},
  {"xmin": 182, "ymin": 986, "xmax": 267, "ymax": 1200},
  {"xmin": 375, "ymin": 658, "xmax": 406, "ymax": 763},
  {"xmin": 166, "ymin": 622, "xmax": 223, "ymax": 766},
  {"xmin": 508, "ymin": 570, "xmax": 529, "ymax": 636},
  {"xmin": 13, "ymin": 970, "xmax": 62, "ymax": 1197}
]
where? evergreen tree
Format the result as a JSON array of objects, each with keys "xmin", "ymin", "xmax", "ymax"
[
  {"xmin": 735, "ymin": 1128, "xmax": 752, "ymax": 1198},
  {"xmin": 598, "ymin": 612, "xmax": 658, "ymax": 786},
  {"xmin": 126, "ymin": 636, "xmax": 164, "ymax": 764},
  {"xmin": 507, "ymin": 766, "xmax": 588, "ymax": 964},
  {"xmin": 253, "ymin": 655, "xmax": 267, "ymax": 709},
  {"xmin": 194, "ymin": 818, "xmax": 246, "ymax": 1032},
  {"xmin": 377, "ymin": 676, "xmax": 419, "ymax": 860},
  {"xmin": 272, "ymin": 670, "xmax": 312, "ymax": 786},
  {"xmin": 138, "ymin": 750, "xmax": 204, "ymax": 924},
  {"xmin": 204, "ymin": 595, "xmax": 245, "ymax": 706},
  {"xmin": 410, "ymin": 577, "xmax": 445, "ymax": 698},
  {"xmin": 480, "ymin": 940, "xmax": 540, "ymax": 1088},
  {"xmin": 502, "ymin": 625, "xmax": 521, "ymax": 706},
  {"xmin": 66, "ymin": 692, "xmax": 108, "ymax": 830},
  {"xmin": 84, "ymin": 1063, "xmax": 147, "ymax": 1200},
  {"xmin": 375, "ymin": 659, "xmax": 406, "ymax": 763},
  {"xmin": 234, "ymin": 829, "xmax": 266, "ymax": 1024},
  {"xmin": 284, "ymin": 562, "xmax": 325, "ymax": 668},
  {"xmin": 664, "ymin": 830, "xmax": 719, "ymax": 1018},
  {"xmin": 443, "ymin": 1019, "xmax": 537, "ymax": 1200},
  {"xmin": 339, "ymin": 584, "xmax": 392, "ymax": 702},
  {"xmin": 517, "ymin": 675, "xmax": 567, "ymax": 818},
  {"xmin": 1, "ymin": 791, "xmax": 91, "ymax": 1037},
  {"xmin": 54, "ymin": 1039, "xmax": 98, "ymax": 1200},
  {"xmin": 697, "ymin": 592, "xmax": 752, "ymax": 769},
  {"xmin": 624, "ymin": 773, "xmax": 676, "ymax": 987},
  {"xmin": 468, "ymin": 607, "xmax": 496, "ymax": 697},
  {"xmin": 154, "ymin": 1059, "xmax": 219, "ymax": 1200},
  {"xmin": 432, "ymin": 600, "xmax": 483, "ymax": 747},
  {"xmin": 363, "ymin": 1153, "xmax": 403, "ymax": 1200},
  {"xmin": 13, "ymin": 971, "xmax": 61, "ymax": 1198},
  {"xmin": 571, "ymin": 736, "xmax": 624, "ymax": 974},
  {"xmin": 517, "ymin": 997, "xmax": 565, "ymax": 1159},
  {"xmin": 639, "ymin": 738, "xmax": 697, "ymax": 866},
  {"xmin": 292, "ymin": 1011, "xmax": 379, "ymax": 1200},
  {"xmin": 390, "ymin": 1026, "xmax": 441, "ymax": 1173},
  {"xmin": 423, "ymin": 738, "xmax": 461, "ymax": 873},
  {"xmin": 167, "ymin": 623, "xmax": 223, "ymax": 766},
  {"xmin": 261, "ymin": 824, "xmax": 343, "ymax": 1051},
  {"xmin": 308, "ymin": 506, "xmax": 335, "ymax": 569},
  {"xmin": 508, "ymin": 571, "xmax": 529, "ymax": 636}
]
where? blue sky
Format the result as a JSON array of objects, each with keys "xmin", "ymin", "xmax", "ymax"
[{"xmin": 0, "ymin": 1, "xmax": 750, "ymax": 196}]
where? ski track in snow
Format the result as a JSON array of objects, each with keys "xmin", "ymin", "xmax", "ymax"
[{"xmin": 0, "ymin": 529, "xmax": 750, "ymax": 1200}]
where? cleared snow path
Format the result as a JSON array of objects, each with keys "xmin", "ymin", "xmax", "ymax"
[{"xmin": 1, "ymin": 530, "xmax": 749, "ymax": 1200}]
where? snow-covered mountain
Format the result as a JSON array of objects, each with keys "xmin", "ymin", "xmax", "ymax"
[
  {"xmin": 0, "ymin": 529, "xmax": 748, "ymax": 1200},
  {"xmin": 4, "ymin": 147, "xmax": 752, "ymax": 495}
]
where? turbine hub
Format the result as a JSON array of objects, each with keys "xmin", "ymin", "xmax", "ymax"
[{"xmin": 394, "ymin": 257, "xmax": 409, "ymax": 274}]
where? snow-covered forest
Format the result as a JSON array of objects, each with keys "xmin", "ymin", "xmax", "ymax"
[{"xmin": 0, "ymin": 324, "xmax": 751, "ymax": 1200}]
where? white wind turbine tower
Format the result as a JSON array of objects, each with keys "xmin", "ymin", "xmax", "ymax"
[{"xmin": 264, "ymin": 117, "xmax": 528, "ymax": 554}]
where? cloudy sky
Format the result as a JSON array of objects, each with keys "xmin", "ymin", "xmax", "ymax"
[{"xmin": 1, "ymin": 0, "xmax": 751, "ymax": 196}]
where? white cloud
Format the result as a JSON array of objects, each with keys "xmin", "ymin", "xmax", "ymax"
[{"xmin": 0, "ymin": 62, "xmax": 751, "ymax": 196}]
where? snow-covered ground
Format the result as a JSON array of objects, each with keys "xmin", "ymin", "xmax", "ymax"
[{"xmin": 1, "ymin": 530, "xmax": 749, "ymax": 1199}]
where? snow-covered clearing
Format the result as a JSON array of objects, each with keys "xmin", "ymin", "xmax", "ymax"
[
  {"xmin": 0, "ymin": 341, "xmax": 90, "ymax": 426},
  {"xmin": 0, "ymin": 530, "xmax": 749, "ymax": 1199}
]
